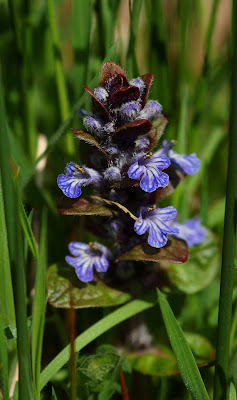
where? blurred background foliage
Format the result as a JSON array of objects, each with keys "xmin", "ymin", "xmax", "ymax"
[{"xmin": 0, "ymin": 0, "xmax": 235, "ymax": 399}]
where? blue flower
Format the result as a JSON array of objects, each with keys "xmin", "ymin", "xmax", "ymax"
[
  {"xmin": 57, "ymin": 163, "xmax": 101, "ymax": 198},
  {"xmin": 128, "ymin": 152, "xmax": 170, "ymax": 192},
  {"xmin": 65, "ymin": 241, "xmax": 112, "ymax": 282},
  {"xmin": 170, "ymin": 218, "xmax": 206, "ymax": 247},
  {"xmin": 134, "ymin": 206, "xmax": 179, "ymax": 248},
  {"xmin": 157, "ymin": 140, "xmax": 200, "ymax": 175}
]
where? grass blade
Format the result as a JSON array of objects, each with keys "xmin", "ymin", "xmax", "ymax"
[
  {"xmin": 39, "ymin": 297, "xmax": 155, "ymax": 390},
  {"xmin": 213, "ymin": 2, "xmax": 237, "ymax": 399},
  {"xmin": 0, "ymin": 173, "xmax": 15, "ymax": 326},
  {"xmin": 229, "ymin": 383, "xmax": 237, "ymax": 400},
  {"xmin": 17, "ymin": 186, "xmax": 38, "ymax": 261},
  {"xmin": 0, "ymin": 66, "xmax": 34, "ymax": 400},
  {"xmin": 0, "ymin": 313, "xmax": 9, "ymax": 400},
  {"xmin": 46, "ymin": 0, "xmax": 74, "ymax": 155},
  {"xmin": 157, "ymin": 290, "xmax": 210, "ymax": 400},
  {"xmin": 31, "ymin": 209, "xmax": 47, "ymax": 399}
]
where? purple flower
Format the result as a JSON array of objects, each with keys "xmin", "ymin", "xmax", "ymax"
[
  {"xmin": 158, "ymin": 140, "xmax": 200, "ymax": 175},
  {"xmin": 134, "ymin": 206, "xmax": 179, "ymax": 248},
  {"xmin": 170, "ymin": 218, "xmax": 206, "ymax": 247},
  {"xmin": 66, "ymin": 242, "xmax": 112, "ymax": 282},
  {"xmin": 128, "ymin": 152, "xmax": 170, "ymax": 192},
  {"xmin": 57, "ymin": 163, "xmax": 101, "ymax": 198}
]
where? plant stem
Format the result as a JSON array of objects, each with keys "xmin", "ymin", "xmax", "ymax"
[{"xmin": 213, "ymin": 2, "xmax": 237, "ymax": 399}]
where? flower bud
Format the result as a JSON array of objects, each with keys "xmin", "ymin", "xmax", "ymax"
[
  {"xmin": 130, "ymin": 77, "xmax": 146, "ymax": 92},
  {"xmin": 139, "ymin": 100, "xmax": 162, "ymax": 120},
  {"xmin": 94, "ymin": 87, "xmax": 109, "ymax": 103},
  {"xmin": 104, "ymin": 166, "xmax": 121, "ymax": 181},
  {"xmin": 83, "ymin": 115, "xmax": 104, "ymax": 136},
  {"xmin": 120, "ymin": 101, "xmax": 141, "ymax": 122}
]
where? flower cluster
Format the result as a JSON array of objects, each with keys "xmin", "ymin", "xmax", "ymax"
[{"xmin": 57, "ymin": 62, "xmax": 205, "ymax": 282}]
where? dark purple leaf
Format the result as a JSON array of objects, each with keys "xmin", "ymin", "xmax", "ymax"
[
  {"xmin": 98, "ymin": 62, "xmax": 127, "ymax": 86},
  {"xmin": 47, "ymin": 263, "xmax": 131, "ymax": 308},
  {"xmin": 140, "ymin": 72, "xmax": 154, "ymax": 108},
  {"xmin": 72, "ymin": 129, "xmax": 109, "ymax": 157},
  {"xmin": 83, "ymin": 86, "xmax": 109, "ymax": 117},
  {"xmin": 119, "ymin": 238, "xmax": 189, "ymax": 263},
  {"xmin": 112, "ymin": 119, "xmax": 152, "ymax": 146},
  {"xmin": 57, "ymin": 197, "xmax": 117, "ymax": 216},
  {"xmin": 110, "ymin": 86, "xmax": 140, "ymax": 107}
]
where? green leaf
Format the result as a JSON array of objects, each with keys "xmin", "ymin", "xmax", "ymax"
[
  {"xmin": 57, "ymin": 197, "xmax": 116, "ymax": 216},
  {"xmin": 4, "ymin": 319, "xmax": 31, "ymax": 340},
  {"xmin": 0, "ymin": 173, "xmax": 15, "ymax": 326},
  {"xmin": 0, "ymin": 313, "xmax": 9, "ymax": 399},
  {"xmin": 47, "ymin": 263, "xmax": 131, "ymax": 308},
  {"xmin": 119, "ymin": 238, "xmax": 188, "ymax": 263},
  {"xmin": 184, "ymin": 333, "xmax": 215, "ymax": 362},
  {"xmin": 126, "ymin": 346, "xmax": 178, "ymax": 376},
  {"xmin": 229, "ymin": 382, "xmax": 237, "ymax": 400},
  {"xmin": 31, "ymin": 210, "xmax": 47, "ymax": 399},
  {"xmin": 157, "ymin": 290, "xmax": 210, "ymax": 400},
  {"xmin": 17, "ymin": 188, "xmax": 38, "ymax": 261},
  {"xmin": 168, "ymin": 230, "xmax": 219, "ymax": 293},
  {"xmin": 51, "ymin": 387, "xmax": 58, "ymax": 400},
  {"xmin": 77, "ymin": 353, "xmax": 120, "ymax": 390},
  {"xmin": 40, "ymin": 297, "xmax": 154, "ymax": 389}
]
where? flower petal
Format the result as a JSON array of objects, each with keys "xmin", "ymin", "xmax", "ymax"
[
  {"xmin": 68, "ymin": 242, "xmax": 89, "ymax": 256},
  {"xmin": 170, "ymin": 152, "xmax": 200, "ymax": 175},
  {"xmin": 155, "ymin": 206, "xmax": 178, "ymax": 222},
  {"xmin": 128, "ymin": 162, "xmax": 145, "ymax": 180},
  {"xmin": 147, "ymin": 221, "xmax": 168, "ymax": 248},
  {"xmin": 134, "ymin": 217, "xmax": 150, "ymax": 236},
  {"xmin": 93, "ymin": 256, "xmax": 109, "ymax": 272},
  {"xmin": 57, "ymin": 174, "xmax": 82, "ymax": 198}
]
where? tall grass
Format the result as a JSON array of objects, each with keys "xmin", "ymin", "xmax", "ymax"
[{"xmin": 0, "ymin": 0, "xmax": 235, "ymax": 399}]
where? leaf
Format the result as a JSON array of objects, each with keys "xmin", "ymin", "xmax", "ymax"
[
  {"xmin": 17, "ymin": 188, "xmax": 38, "ymax": 261},
  {"xmin": 31, "ymin": 210, "xmax": 47, "ymax": 399},
  {"xmin": 126, "ymin": 346, "xmax": 178, "ymax": 376},
  {"xmin": 168, "ymin": 230, "xmax": 219, "ymax": 293},
  {"xmin": 157, "ymin": 290, "xmax": 210, "ymax": 400},
  {"xmin": 112, "ymin": 119, "xmax": 152, "ymax": 146},
  {"xmin": 119, "ymin": 238, "xmax": 188, "ymax": 263},
  {"xmin": 4, "ymin": 319, "xmax": 32, "ymax": 339},
  {"xmin": 91, "ymin": 195, "xmax": 140, "ymax": 222},
  {"xmin": 47, "ymin": 263, "xmax": 131, "ymax": 308},
  {"xmin": 57, "ymin": 197, "xmax": 116, "ymax": 216},
  {"xmin": 40, "ymin": 297, "xmax": 155, "ymax": 389},
  {"xmin": 77, "ymin": 353, "xmax": 120, "ymax": 390},
  {"xmin": 184, "ymin": 333, "xmax": 215, "ymax": 362},
  {"xmin": 72, "ymin": 129, "xmax": 109, "ymax": 157},
  {"xmin": 148, "ymin": 113, "xmax": 168, "ymax": 149},
  {"xmin": 229, "ymin": 382, "xmax": 237, "ymax": 400}
]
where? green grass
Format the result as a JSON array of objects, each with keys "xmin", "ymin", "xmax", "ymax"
[{"xmin": 0, "ymin": 0, "xmax": 235, "ymax": 399}]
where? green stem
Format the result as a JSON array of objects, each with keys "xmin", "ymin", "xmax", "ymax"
[
  {"xmin": 213, "ymin": 2, "xmax": 237, "ymax": 399},
  {"xmin": 46, "ymin": 0, "xmax": 74, "ymax": 155}
]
